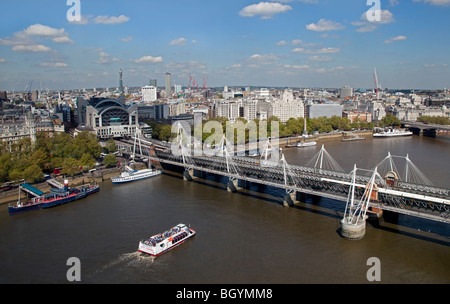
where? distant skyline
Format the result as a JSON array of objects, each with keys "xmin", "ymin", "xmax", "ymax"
[{"xmin": 1, "ymin": 0, "xmax": 450, "ymax": 91}]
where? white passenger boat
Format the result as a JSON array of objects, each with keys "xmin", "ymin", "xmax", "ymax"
[
  {"xmin": 111, "ymin": 166, "xmax": 162, "ymax": 184},
  {"xmin": 297, "ymin": 141, "xmax": 317, "ymax": 147},
  {"xmin": 138, "ymin": 224, "xmax": 196, "ymax": 257},
  {"xmin": 373, "ymin": 129, "xmax": 413, "ymax": 137}
]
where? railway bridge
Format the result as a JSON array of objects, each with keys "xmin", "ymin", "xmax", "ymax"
[{"xmin": 116, "ymin": 129, "xmax": 450, "ymax": 239}]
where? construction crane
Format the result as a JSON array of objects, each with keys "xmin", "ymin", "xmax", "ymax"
[
  {"xmin": 188, "ymin": 74, "xmax": 193, "ymax": 92},
  {"xmin": 24, "ymin": 80, "xmax": 33, "ymax": 101}
]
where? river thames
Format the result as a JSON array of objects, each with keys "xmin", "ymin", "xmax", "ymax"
[{"xmin": 0, "ymin": 134, "xmax": 449, "ymax": 284}]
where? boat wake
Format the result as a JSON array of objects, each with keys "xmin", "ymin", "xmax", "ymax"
[{"xmin": 95, "ymin": 252, "xmax": 155, "ymax": 275}]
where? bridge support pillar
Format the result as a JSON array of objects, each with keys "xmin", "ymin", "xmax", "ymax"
[
  {"xmin": 340, "ymin": 216, "xmax": 366, "ymax": 240},
  {"xmin": 183, "ymin": 169, "xmax": 196, "ymax": 181},
  {"xmin": 227, "ymin": 178, "xmax": 240, "ymax": 192},
  {"xmin": 423, "ymin": 129, "xmax": 437, "ymax": 138},
  {"xmin": 282, "ymin": 192, "xmax": 297, "ymax": 207}
]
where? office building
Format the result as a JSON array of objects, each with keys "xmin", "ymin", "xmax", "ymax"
[
  {"xmin": 165, "ymin": 72, "xmax": 172, "ymax": 97},
  {"xmin": 142, "ymin": 86, "xmax": 157, "ymax": 103},
  {"xmin": 307, "ymin": 102, "xmax": 343, "ymax": 118}
]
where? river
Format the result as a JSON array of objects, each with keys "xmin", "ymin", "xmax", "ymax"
[{"xmin": 0, "ymin": 134, "xmax": 449, "ymax": 284}]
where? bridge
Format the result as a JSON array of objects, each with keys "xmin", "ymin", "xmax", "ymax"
[
  {"xmin": 402, "ymin": 121, "xmax": 450, "ymax": 137},
  {"xmin": 115, "ymin": 127, "xmax": 450, "ymax": 239}
]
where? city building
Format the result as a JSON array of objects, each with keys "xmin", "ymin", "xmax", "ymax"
[
  {"xmin": 343, "ymin": 112, "xmax": 372, "ymax": 123},
  {"xmin": 339, "ymin": 86, "xmax": 353, "ymax": 99},
  {"xmin": 307, "ymin": 102, "xmax": 343, "ymax": 119},
  {"xmin": 270, "ymin": 89, "xmax": 304, "ymax": 123},
  {"xmin": 83, "ymin": 97, "xmax": 139, "ymax": 139},
  {"xmin": 141, "ymin": 86, "xmax": 157, "ymax": 103},
  {"xmin": 165, "ymin": 72, "xmax": 172, "ymax": 97},
  {"xmin": 137, "ymin": 104, "xmax": 169, "ymax": 121}
]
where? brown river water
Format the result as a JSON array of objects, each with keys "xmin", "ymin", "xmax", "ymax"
[{"xmin": 0, "ymin": 134, "xmax": 449, "ymax": 284}]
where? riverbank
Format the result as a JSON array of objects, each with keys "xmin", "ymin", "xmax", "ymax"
[
  {"xmin": 282, "ymin": 130, "xmax": 373, "ymax": 147},
  {"xmin": 0, "ymin": 163, "xmax": 148, "ymax": 206}
]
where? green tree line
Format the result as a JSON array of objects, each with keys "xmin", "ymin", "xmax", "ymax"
[
  {"xmin": 0, "ymin": 131, "xmax": 104, "ymax": 184},
  {"xmin": 417, "ymin": 116, "xmax": 450, "ymax": 125},
  {"xmin": 146, "ymin": 114, "xmax": 402, "ymax": 144}
]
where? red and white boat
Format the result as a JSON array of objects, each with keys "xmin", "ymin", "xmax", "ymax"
[{"xmin": 138, "ymin": 224, "xmax": 196, "ymax": 257}]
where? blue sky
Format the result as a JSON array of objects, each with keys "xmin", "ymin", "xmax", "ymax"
[{"xmin": 0, "ymin": 0, "xmax": 449, "ymax": 91}]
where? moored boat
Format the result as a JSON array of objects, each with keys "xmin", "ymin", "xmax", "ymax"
[
  {"xmin": 8, "ymin": 181, "xmax": 99, "ymax": 214},
  {"xmin": 112, "ymin": 166, "xmax": 162, "ymax": 184},
  {"xmin": 138, "ymin": 224, "xmax": 196, "ymax": 257},
  {"xmin": 373, "ymin": 128, "xmax": 413, "ymax": 137},
  {"xmin": 297, "ymin": 141, "xmax": 317, "ymax": 148}
]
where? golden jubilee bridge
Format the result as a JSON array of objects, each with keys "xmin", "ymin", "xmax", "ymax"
[{"xmin": 116, "ymin": 129, "xmax": 449, "ymax": 239}]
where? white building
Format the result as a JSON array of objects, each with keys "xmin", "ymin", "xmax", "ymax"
[
  {"xmin": 141, "ymin": 86, "xmax": 157, "ymax": 103},
  {"xmin": 339, "ymin": 86, "xmax": 353, "ymax": 99},
  {"xmin": 270, "ymin": 89, "xmax": 304, "ymax": 123}
]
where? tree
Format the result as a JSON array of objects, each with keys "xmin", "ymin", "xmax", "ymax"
[
  {"xmin": 62, "ymin": 158, "xmax": 81, "ymax": 177},
  {"xmin": 158, "ymin": 125, "xmax": 173, "ymax": 142},
  {"xmin": 23, "ymin": 164, "xmax": 44, "ymax": 183},
  {"xmin": 103, "ymin": 154, "xmax": 118, "ymax": 167},
  {"xmin": 381, "ymin": 113, "xmax": 401, "ymax": 127},
  {"xmin": 104, "ymin": 139, "xmax": 117, "ymax": 153}
]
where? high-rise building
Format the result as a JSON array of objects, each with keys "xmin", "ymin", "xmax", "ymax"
[
  {"xmin": 339, "ymin": 86, "xmax": 353, "ymax": 99},
  {"xmin": 142, "ymin": 86, "xmax": 157, "ymax": 103},
  {"xmin": 119, "ymin": 69, "xmax": 124, "ymax": 94},
  {"xmin": 165, "ymin": 72, "xmax": 172, "ymax": 96},
  {"xmin": 149, "ymin": 79, "xmax": 157, "ymax": 87}
]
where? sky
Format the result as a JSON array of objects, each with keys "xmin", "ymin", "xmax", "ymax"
[{"xmin": 0, "ymin": 0, "xmax": 449, "ymax": 91}]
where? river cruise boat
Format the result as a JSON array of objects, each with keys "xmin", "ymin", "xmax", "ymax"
[
  {"xmin": 38, "ymin": 182, "xmax": 100, "ymax": 209},
  {"xmin": 373, "ymin": 128, "xmax": 413, "ymax": 137},
  {"xmin": 297, "ymin": 141, "xmax": 317, "ymax": 148},
  {"xmin": 112, "ymin": 166, "xmax": 162, "ymax": 184},
  {"xmin": 138, "ymin": 224, "xmax": 196, "ymax": 257},
  {"xmin": 8, "ymin": 181, "xmax": 99, "ymax": 214}
]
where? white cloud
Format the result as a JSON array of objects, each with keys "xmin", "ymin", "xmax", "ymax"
[
  {"xmin": 133, "ymin": 56, "xmax": 163, "ymax": 63},
  {"xmin": 412, "ymin": 0, "xmax": 450, "ymax": 6},
  {"xmin": 292, "ymin": 47, "xmax": 340, "ymax": 54},
  {"xmin": 121, "ymin": 36, "xmax": 134, "ymax": 42},
  {"xmin": 352, "ymin": 10, "xmax": 395, "ymax": 32},
  {"xmin": 169, "ymin": 37, "xmax": 187, "ymax": 46},
  {"xmin": 39, "ymin": 62, "xmax": 68, "ymax": 68},
  {"xmin": 0, "ymin": 58, "xmax": 6, "ymax": 63},
  {"xmin": 284, "ymin": 64, "xmax": 310, "ymax": 70},
  {"xmin": 306, "ymin": 19, "xmax": 345, "ymax": 32},
  {"xmin": 12, "ymin": 44, "xmax": 52, "ymax": 53},
  {"xmin": 309, "ymin": 55, "xmax": 333, "ymax": 61},
  {"xmin": 249, "ymin": 54, "xmax": 279, "ymax": 62},
  {"xmin": 23, "ymin": 24, "xmax": 73, "ymax": 44},
  {"xmin": 385, "ymin": 35, "xmax": 407, "ymax": 43},
  {"xmin": 97, "ymin": 49, "xmax": 120, "ymax": 64},
  {"xmin": 93, "ymin": 15, "xmax": 130, "ymax": 24},
  {"xmin": 239, "ymin": 2, "xmax": 292, "ymax": 19}
]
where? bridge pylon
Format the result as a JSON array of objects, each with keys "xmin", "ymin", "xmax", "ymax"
[{"xmin": 340, "ymin": 165, "xmax": 382, "ymax": 240}]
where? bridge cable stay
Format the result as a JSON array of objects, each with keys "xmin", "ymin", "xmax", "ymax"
[
  {"xmin": 217, "ymin": 135, "xmax": 241, "ymax": 179},
  {"xmin": 374, "ymin": 152, "xmax": 433, "ymax": 186},
  {"xmin": 342, "ymin": 165, "xmax": 382, "ymax": 226},
  {"xmin": 132, "ymin": 127, "xmax": 143, "ymax": 159},
  {"xmin": 259, "ymin": 138, "xmax": 280, "ymax": 167},
  {"xmin": 173, "ymin": 122, "xmax": 196, "ymax": 170},
  {"xmin": 279, "ymin": 151, "xmax": 299, "ymax": 194},
  {"xmin": 305, "ymin": 145, "xmax": 344, "ymax": 173}
]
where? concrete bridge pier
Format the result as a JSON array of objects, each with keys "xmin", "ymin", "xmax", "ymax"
[
  {"xmin": 282, "ymin": 192, "xmax": 297, "ymax": 207},
  {"xmin": 183, "ymin": 169, "xmax": 196, "ymax": 181},
  {"xmin": 227, "ymin": 178, "xmax": 240, "ymax": 192},
  {"xmin": 423, "ymin": 129, "xmax": 437, "ymax": 138},
  {"xmin": 340, "ymin": 216, "xmax": 367, "ymax": 240}
]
